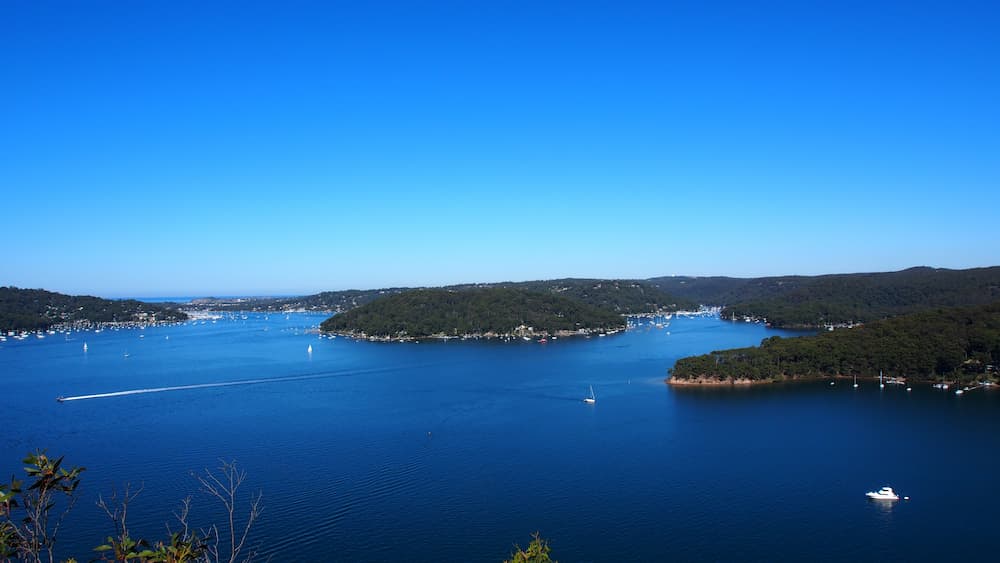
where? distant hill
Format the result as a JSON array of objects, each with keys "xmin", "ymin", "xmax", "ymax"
[
  {"xmin": 189, "ymin": 279, "xmax": 692, "ymax": 316},
  {"xmin": 646, "ymin": 275, "xmax": 760, "ymax": 305},
  {"xmin": 186, "ymin": 288, "xmax": 411, "ymax": 313},
  {"xmin": 649, "ymin": 267, "xmax": 1000, "ymax": 328},
  {"xmin": 320, "ymin": 287, "xmax": 625, "ymax": 339},
  {"xmin": 0, "ymin": 287, "xmax": 189, "ymax": 332},
  {"xmin": 669, "ymin": 301, "xmax": 1000, "ymax": 385},
  {"xmin": 455, "ymin": 279, "xmax": 696, "ymax": 314}
]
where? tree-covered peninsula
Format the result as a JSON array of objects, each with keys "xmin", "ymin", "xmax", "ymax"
[
  {"xmin": 0, "ymin": 287, "xmax": 188, "ymax": 332},
  {"xmin": 187, "ymin": 278, "xmax": 693, "ymax": 316},
  {"xmin": 651, "ymin": 266, "xmax": 1000, "ymax": 328},
  {"xmin": 485, "ymin": 278, "xmax": 696, "ymax": 314},
  {"xmin": 320, "ymin": 287, "xmax": 625, "ymax": 340},
  {"xmin": 668, "ymin": 302, "xmax": 1000, "ymax": 385}
]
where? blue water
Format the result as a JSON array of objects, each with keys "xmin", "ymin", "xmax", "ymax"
[{"xmin": 3, "ymin": 314, "xmax": 998, "ymax": 561}]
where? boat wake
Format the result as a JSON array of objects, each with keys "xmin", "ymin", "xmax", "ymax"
[{"xmin": 56, "ymin": 364, "xmax": 446, "ymax": 403}]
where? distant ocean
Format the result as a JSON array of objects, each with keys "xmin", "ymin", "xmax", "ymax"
[
  {"xmin": 3, "ymin": 314, "xmax": 998, "ymax": 561},
  {"xmin": 116, "ymin": 295, "xmax": 300, "ymax": 303}
]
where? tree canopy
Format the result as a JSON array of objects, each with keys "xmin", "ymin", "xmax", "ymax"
[
  {"xmin": 320, "ymin": 287, "xmax": 625, "ymax": 339},
  {"xmin": 188, "ymin": 279, "xmax": 693, "ymax": 316},
  {"xmin": 669, "ymin": 302, "xmax": 1000, "ymax": 384},
  {"xmin": 0, "ymin": 287, "xmax": 188, "ymax": 332},
  {"xmin": 651, "ymin": 266, "xmax": 1000, "ymax": 328}
]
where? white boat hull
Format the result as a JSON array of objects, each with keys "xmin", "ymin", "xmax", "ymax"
[{"xmin": 866, "ymin": 492, "xmax": 899, "ymax": 500}]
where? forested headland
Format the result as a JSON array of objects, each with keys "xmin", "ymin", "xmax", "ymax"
[
  {"xmin": 189, "ymin": 278, "xmax": 692, "ymax": 317},
  {"xmin": 452, "ymin": 278, "xmax": 696, "ymax": 314},
  {"xmin": 0, "ymin": 287, "xmax": 188, "ymax": 332},
  {"xmin": 650, "ymin": 266, "xmax": 1000, "ymax": 328},
  {"xmin": 174, "ymin": 267, "xmax": 1000, "ymax": 332},
  {"xmin": 669, "ymin": 302, "xmax": 1000, "ymax": 385},
  {"xmin": 320, "ymin": 287, "xmax": 626, "ymax": 340}
]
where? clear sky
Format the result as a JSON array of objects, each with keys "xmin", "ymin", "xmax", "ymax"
[{"xmin": 2, "ymin": 0, "xmax": 998, "ymax": 297}]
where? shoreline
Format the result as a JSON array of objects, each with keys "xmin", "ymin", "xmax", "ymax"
[
  {"xmin": 666, "ymin": 374, "xmax": 997, "ymax": 387},
  {"xmin": 321, "ymin": 326, "xmax": 625, "ymax": 342},
  {"xmin": 666, "ymin": 376, "xmax": 770, "ymax": 386}
]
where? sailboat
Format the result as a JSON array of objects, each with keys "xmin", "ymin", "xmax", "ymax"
[
  {"xmin": 879, "ymin": 370, "xmax": 884, "ymax": 389},
  {"xmin": 584, "ymin": 385, "xmax": 596, "ymax": 404},
  {"xmin": 853, "ymin": 373, "xmax": 858, "ymax": 388}
]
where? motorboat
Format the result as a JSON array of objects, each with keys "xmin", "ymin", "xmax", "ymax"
[{"xmin": 866, "ymin": 486, "xmax": 900, "ymax": 500}]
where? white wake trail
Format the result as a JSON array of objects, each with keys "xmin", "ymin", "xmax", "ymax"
[{"xmin": 56, "ymin": 364, "xmax": 431, "ymax": 402}]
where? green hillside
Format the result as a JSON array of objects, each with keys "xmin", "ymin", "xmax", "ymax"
[
  {"xmin": 0, "ymin": 287, "xmax": 189, "ymax": 331},
  {"xmin": 651, "ymin": 267, "xmax": 1000, "ymax": 328},
  {"xmin": 669, "ymin": 302, "xmax": 1000, "ymax": 384},
  {"xmin": 320, "ymin": 287, "xmax": 625, "ymax": 339}
]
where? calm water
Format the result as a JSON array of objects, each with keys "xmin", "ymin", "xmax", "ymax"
[{"xmin": 3, "ymin": 314, "xmax": 999, "ymax": 561}]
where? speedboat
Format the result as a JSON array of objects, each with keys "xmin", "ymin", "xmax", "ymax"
[{"xmin": 866, "ymin": 486, "xmax": 900, "ymax": 500}]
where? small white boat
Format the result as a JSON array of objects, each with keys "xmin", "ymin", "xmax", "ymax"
[
  {"xmin": 853, "ymin": 374, "xmax": 859, "ymax": 388},
  {"xmin": 584, "ymin": 385, "xmax": 596, "ymax": 404},
  {"xmin": 307, "ymin": 344, "xmax": 313, "ymax": 354},
  {"xmin": 866, "ymin": 486, "xmax": 900, "ymax": 500}
]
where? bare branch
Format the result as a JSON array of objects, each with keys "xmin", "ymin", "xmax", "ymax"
[
  {"xmin": 96, "ymin": 482, "xmax": 144, "ymax": 541},
  {"xmin": 195, "ymin": 460, "xmax": 261, "ymax": 563}
]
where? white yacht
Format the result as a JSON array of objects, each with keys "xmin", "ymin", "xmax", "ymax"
[
  {"xmin": 866, "ymin": 486, "xmax": 900, "ymax": 500},
  {"xmin": 583, "ymin": 385, "xmax": 596, "ymax": 404}
]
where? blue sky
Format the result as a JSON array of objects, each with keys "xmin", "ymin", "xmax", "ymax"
[{"xmin": 2, "ymin": 0, "xmax": 998, "ymax": 297}]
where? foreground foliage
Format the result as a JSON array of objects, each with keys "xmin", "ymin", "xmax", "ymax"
[
  {"xmin": 670, "ymin": 302, "xmax": 1000, "ymax": 383},
  {"xmin": 4, "ymin": 451, "xmax": 555, "ymax": 562},
  {"xmin": 504, "ymin": 532, "xmax": 556, "ymax": 563},
  {"xmin": 321, "ymin": 287, "xmax": 625, "ymax": 338},
  {"xmin": 0, "ymin": 451, "xmax": 84, "ymax": 563},
  {"xmin": 2, "ymin": 453, "xmax": 260, "ymax": 563}
]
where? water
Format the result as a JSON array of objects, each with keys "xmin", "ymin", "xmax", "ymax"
[{"xmin": 3, "ymin": 314, "xmax": 998, "ymax": 561}]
